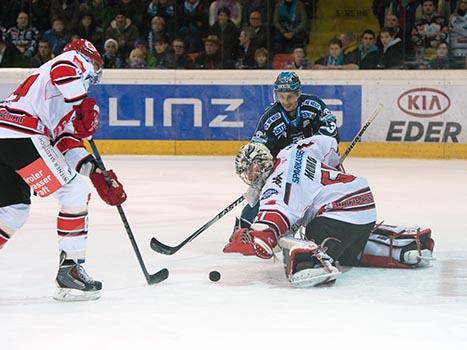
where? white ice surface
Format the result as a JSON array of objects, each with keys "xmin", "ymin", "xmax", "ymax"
[{"xmin": 1, "ymin": 156, "xmax": 467, "ymax": 350}]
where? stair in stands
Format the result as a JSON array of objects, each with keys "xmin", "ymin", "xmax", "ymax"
[{"xmin": 307, "ymin": 0, "xmax": 380, "ymax": 64}]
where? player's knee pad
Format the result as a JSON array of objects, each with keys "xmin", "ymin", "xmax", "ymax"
[
  {"xmin": 54, "ymin": 175, "xmax": 91, "ymax": 213},
  {"xmin": 360, "ymin": 224, "xmax": 435, "ymax": 268},
  {"xmin": 0, "ymin": 204, "xmax": 31, "ymax": 248}
]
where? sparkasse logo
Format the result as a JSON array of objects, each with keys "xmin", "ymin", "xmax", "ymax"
[{"xmin": 397, "ymin": 88, "xmax": 451, "ymax": 118}]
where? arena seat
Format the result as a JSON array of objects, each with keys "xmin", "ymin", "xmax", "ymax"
[{"xmin": 272, "ymin": 54, "xmax": 294, "ymax": 69}]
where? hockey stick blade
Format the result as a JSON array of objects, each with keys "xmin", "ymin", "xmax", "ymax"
[
  {"xmin": 148, "ymin": 268, "xmax": 169, "ymax": 284},
  {"xmin": 150, "ymin": 195, "xmax": 245, "ymax": 255},
  {"xmin": 150, "ymin": 237, "xmax": 178, "ymax": 255}
]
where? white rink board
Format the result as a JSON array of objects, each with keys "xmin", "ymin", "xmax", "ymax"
[
  {"xmin": 363, "ymin": 85, "xmax": 466, "ymax": 143},
  {"xmin": 1, "ymin": 156, "xmax": 467, "ymax": 350}
]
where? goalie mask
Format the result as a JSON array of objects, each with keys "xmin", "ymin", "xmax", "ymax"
[{"xmin": 235, "ymin": 143, "xmax": 274, "ymax": 189}]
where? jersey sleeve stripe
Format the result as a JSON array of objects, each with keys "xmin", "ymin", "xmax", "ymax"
[
  {"xmin": 53, "ymin": 76, "xmax": 81, "ymax": 86},
  {"xmin": 64, "ymin": 92, "xmax": 88, "ymax": 103}
]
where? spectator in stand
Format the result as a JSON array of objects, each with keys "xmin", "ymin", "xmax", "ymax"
[
  {"xmin": 285, "ymin": 46, "xmax": 310, "ymax": 69},
  {"xmin": 147, "ymin": 0, "xmax": 175, "ymax": 32},
  {"xmin": 449, "ymin": 0, "xmax": 467, "ymax": 68},
  {"xmin": 86, "ymin": 0, "xmax": 114, "ymax": 31},
  {"xmin": 372, "ymin": 0, "xmax": 390, "ymax": 28},
  {"xmin": 339, "ymin": 32, "xmax": 358, "ymax": 56},
  {"xmin": 76, "ymin": 13, "xmax": 104, "ymax": 52},
  {"xmin": 209, "ymin": 0, "xmax": 242, "ymax": 27},
  {"xmin": 236, "ymin": 27, "xmax": 257, "ymax": 68},
  {"xmin": 240, "ymin": 0, "xmax": 274, "ymax": 27},
  {"xmin": 411, "ymin": 0, "xmax": 449, "ymax": 62},
  {"xmin": 0, "ymin": 31, "xmax": 27, "ymax": 67},
  {"xmin": 195, "ymin": 34, "xmax": 223, "ymax": 68},
  {"xmin": 30, "ymin": 38, "xmax": 53, "ymax": 67},
  {"xmin": 273, "ymin": 0, "xmax": 308, "ymax": 53},
  {"xmin": 114, "ymin": 0, "xmax": 145, "ymax": 33},
  {"xmin": 209, "ymin": 6, "xmax": 239, "ymax": 68},
  {"xmin": 105, "ymin": 12, "xmax": 140, "ymax": 58},
  {"xmin": 176, "ymin": 0, "xmax": 209, "ymax": 53},
  {"xmin": 134, "ymin": 38, "xmax": 150, "ymax": 65},
  {"xmin": 247, "ymin": 10, "xmax": 269, "ymax": 50},
  {"xmin": 313, "ymin": 37, "xmax": 345, "ymax": 69},
  {"xmin": 344, "ymin": 29, "xmax": 380, "ymax": 69},
  {"xmin": 103, "ymin": 38, "xmax": 126, "ymax": 68},
  {"xmin": 385, "ymin": 0, "xmax": 422, "ymax": 44},
  {"xmin": 6, "ymin": 11, "xmax": 40, "ymax": 60},
  {"xmin": 29, "ymin": 0, "xmax": 52, "ymax": 33},
  {"xmin": 429, "ymin": 40, "xmax": 451, "ymax": 68},
  {"xmin": 164, "ymin": 37, "xmax": 194, "ymax": 69},
  {"xmin": 44, "ymin": 17, "xmax": 71, "ymax": 57},
  {"xmin": 50, "ymin": 0, "xmax": 81, "ymax": 32},
  {"xmin": 378, "ymin": 26, "xmax": 404, "ymax": 68},
  {"xmin": 148, "ymin": 37, "xmax": 171, "ymax": 68},
  {"xmin": 127, "ymin": 47, "xmax": 147, "ymax": 68},
  {"xmin": 147, "ymin": 16, "xmax": 170, "ymax": 56},
  {"xmin": 252, "ymin": 47, "xmax": 272, "ymax": 68},
  {"xmin": 1, "ymin": 1, "xmax": 23, "ymax": 29}
]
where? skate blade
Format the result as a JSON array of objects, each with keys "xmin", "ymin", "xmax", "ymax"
[
  {"xmin": 290, "ymin": 269, "xmax": 341, "ymax": 288},
  {"xmin": 53, "ymin": 288, "xmax": 101, "ymax": 302}
]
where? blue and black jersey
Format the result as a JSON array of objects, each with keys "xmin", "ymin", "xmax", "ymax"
[{"xmin": 251, "ymin": 93, "xmax": 339, "ymax": 157}]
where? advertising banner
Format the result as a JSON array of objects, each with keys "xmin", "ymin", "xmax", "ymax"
[
  {"xmin": 90, "ymin": 84, "xmax": 362, "ymax": 142},
  {"xmin": 364, "ymin": 85, "xmax": 466, "ymax": 143}
]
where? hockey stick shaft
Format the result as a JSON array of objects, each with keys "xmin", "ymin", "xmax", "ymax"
[
  {"xmin": 150, "ymin": 195, "xmax": 245, "ymax": 255},
  {"xmin": 88, "ymin": 139, "xmax": 168, "ymax": 284},
  {"xmin": 151, "ymin": 104, "xmax": 383, "ymax": 256},
  {"xmin": 339, "ymin": 103, "xmax": 383, "ymax": 164}
]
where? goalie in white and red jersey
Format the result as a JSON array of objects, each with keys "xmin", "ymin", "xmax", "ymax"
[
  {"xmin": 0, "ymin": 39, "xmax": 126, "ymax": 301},
  {"xmin": 224, "ymin": 135, "xmax": 434, "ymax": 287}
]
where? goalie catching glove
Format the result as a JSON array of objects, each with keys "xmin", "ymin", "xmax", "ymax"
[{"xmin": 223, "ymin": 223, "xmax": 277, "ymax": 259}]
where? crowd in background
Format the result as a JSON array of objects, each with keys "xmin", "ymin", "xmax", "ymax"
[{"xmin": 0, "ymin": 0, "xmax": 466, "ymax": 70}]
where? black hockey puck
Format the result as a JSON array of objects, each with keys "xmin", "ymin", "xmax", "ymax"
[{"xmin": 209, "ymin": 270, "xmax": 221, "ymax": 282}]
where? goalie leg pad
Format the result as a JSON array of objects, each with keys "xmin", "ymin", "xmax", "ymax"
[
  {"xmin": 279, "ymin": 236, "xmax": 340, "ymax": 288},
  {"xmin": 360, "ymin": 224, "xmax": 434, "ymax": 268}
]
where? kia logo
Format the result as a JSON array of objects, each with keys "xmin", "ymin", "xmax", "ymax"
[{"xmin": 397, "ymin": 88, "xmax": 451, "ymax": 117}]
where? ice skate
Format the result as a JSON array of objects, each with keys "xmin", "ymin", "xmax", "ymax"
[
  {"xmin": 403, "ymin": 249, "xmax": 435, "ymax": 267},
  {"xmin": 54, "ymin": 252, "xmax": 102, "ymax": 302}
]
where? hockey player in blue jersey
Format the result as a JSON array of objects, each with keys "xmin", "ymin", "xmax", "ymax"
[{"xmin": 237, "ymin": 71, "xmax": 339, "ymax": 228}]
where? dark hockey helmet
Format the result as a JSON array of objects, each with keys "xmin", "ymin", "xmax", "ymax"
[
  {"xmin": 273, "ymin": 71, "xmax": 301, "ymax": 94},
  {"xmin": 63, "ymin": 38, "xmax": 103, "ymax": 84}
]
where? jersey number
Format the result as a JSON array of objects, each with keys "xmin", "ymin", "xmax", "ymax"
[
  {"xmin": 11, "ymin": 74, "xmax": 39, "ymax": 102},
  {"xmin": 320, "ymin": 164, "xmax": 356, "ymax": 186}
]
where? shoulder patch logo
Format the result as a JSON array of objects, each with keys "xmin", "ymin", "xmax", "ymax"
[{"xmin": 261, "ymin": 188, "xmax": 279, "ymax": 200}]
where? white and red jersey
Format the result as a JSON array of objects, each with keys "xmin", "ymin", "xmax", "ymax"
[
  {"xmin": 0, "ymin": 50, "xmax": 96, "ymax": 169},
  {"xmin": 254, "ymin": 135, "xmax": 377, "ymax": 235}
]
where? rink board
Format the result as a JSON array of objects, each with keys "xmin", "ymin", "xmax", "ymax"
[{"xmin": 1, "ymin": 69, "xmax": 466, "ymax": 158}]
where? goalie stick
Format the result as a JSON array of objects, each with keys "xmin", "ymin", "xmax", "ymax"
[
  {"xmin": 339, "ymin": 103, "xmax": 383, "ymax": 164},
  {"xmin": 150, "ymin": 104, "xmax": 383, "ymax": 256},
  {"xmin": 150, "ymin": 195, "xmax": 245, "ymax": 255},
  {"xmin": 88, "ymin": 138, "xmax": 169, "ymax": 285}
]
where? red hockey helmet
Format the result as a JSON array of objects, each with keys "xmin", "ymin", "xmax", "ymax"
[
  {"xmin": 63, "ymin": 38, "xmax": 103, "ymax": 66},
  {"xmin": 63, "ymin": 38, "xmax": 103, "ymax": 84}
]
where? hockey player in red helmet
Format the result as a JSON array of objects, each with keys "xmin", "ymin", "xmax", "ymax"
[
  {"xmin": 0, "ymin": 38, "xmax": 126, "ymax": 301},
  {"xmin": 63, "ymin": 38, "xmax": 104, "ymax": 84}
]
